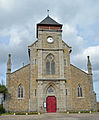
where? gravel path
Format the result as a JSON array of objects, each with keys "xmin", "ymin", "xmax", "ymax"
[{"xmin": 0, "ymin": 113, "xmax": 99, "ymax": 120}]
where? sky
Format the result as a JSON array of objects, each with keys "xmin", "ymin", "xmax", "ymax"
[{"xmin": 0, "ymin": 0, "xmax": 99, "ymax": 101}]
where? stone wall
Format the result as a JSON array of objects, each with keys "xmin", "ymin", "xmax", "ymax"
[
  {"xmin": 70, "ymin": 64, "xmax": 92, "ymax": 111},
  {"xmin": 4, "ymin": 64, "xmax": 30, "ymax": 112},
  {"xmin": 97, "ymin": 102, "xmax": 99, "ymax": 111}
]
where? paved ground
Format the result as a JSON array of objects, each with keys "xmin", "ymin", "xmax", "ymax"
[{"xmin": 0, "ymin": 113, "xmax": 99, "ymax": 120}]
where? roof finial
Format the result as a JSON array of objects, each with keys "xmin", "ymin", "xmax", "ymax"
[{"xmin": 47, "ymin": 9, "xmax": 50, "ymax": 16}]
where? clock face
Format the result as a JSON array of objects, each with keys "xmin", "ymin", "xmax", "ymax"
[{"xmin": 47, "ymin": 36, "xmax": 54, "ymax": 43}]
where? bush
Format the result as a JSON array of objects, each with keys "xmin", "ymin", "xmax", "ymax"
[
  {"xmin": 80, "ymin": 111, "xmax": 90, "ymax": 113},
  {"xmin": 0, "ymin": 105, "xmax": 5, "ymax": 114},
  {"xmin": 15, "ymin": 112, "xmax": 38, "ymax": 115},
  {"xmin": 28, "ymin": 112, "xmax": 38, "ymax": 115},
  {"xmin": 15, "ymin": 112, "xmax": 26, "ymax": 115},
  {"xmin": 69, "ymin": 111, "xmax": 78, "ymax": 113},
  {"xmin": 2, "ymin": 112, "xmax": 14, "ymax": 115}
]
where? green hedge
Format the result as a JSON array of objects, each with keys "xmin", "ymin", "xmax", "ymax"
[
  {"xmin": 0, "ymin": 105, "xmax": 5, "ymax": 114},
  {"xmin": 15, "ymin": 112, "xmax": 38, "ymax": 115},
  {"xmin": 15, "ymin": 112, "xmax": 26, "ymax": 115},
  {"xmin": 28, "ymin": 112, "xmax": 38, "ymax": 115}
]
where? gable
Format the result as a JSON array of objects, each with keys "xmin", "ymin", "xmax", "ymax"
[{"xmin": 70, "ymin": 64, "xmax": 88, "ymax": 75}]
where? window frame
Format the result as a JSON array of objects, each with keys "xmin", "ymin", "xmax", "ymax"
[
  {"xmin": 18, "ymin": 85, "xmax": 24, "ymax": 99},
  {"xmin": 46, "ymin": 54, "xmax": 55, "ymax": 75},
  {"xmin": 77, "ymin": 85, "xmax": 83, "ymax": 97}
]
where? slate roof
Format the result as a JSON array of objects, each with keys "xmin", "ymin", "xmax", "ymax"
[{"xmin": 37, "ymin": 15, "xmax": 62, "ymax": 26}]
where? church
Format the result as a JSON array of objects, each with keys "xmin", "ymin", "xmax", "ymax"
[{"xmin": 4, "ymin": 15, "xmax": 97, "ymax": 113}]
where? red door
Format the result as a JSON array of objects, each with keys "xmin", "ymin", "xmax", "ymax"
[{"xmin": 46, "ymin": 96, "xmax": 57, "ymax": 113}]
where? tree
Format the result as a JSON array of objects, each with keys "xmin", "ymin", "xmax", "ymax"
[{"xmin": 0, "ymin": 84, "xmax": 8, "ymax": 100}]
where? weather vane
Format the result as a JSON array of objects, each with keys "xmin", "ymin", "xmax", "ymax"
[{"xmin": 47, "ymin": 9, "xmax": 50, "ymax": 16}]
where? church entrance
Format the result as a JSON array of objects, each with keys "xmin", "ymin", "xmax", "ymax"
[{"xmin": 46, "ymin": 96, "xmax": 57, "ymax": 113}]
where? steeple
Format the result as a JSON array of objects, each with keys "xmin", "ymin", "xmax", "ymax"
[
  {"xmin": 37, "ymin": 15, "xmax": 62, "ymax": 38},
  {"xmin": 87, "ymin": 56, "xmax": 92, "ymax": 75},
  {"xmin": 37, "ymin": 15, "xmax": 62, "ymax": 26},
  {"xmin": 7, "ymin": 54, "xmax": 11, "ymax": 73}
]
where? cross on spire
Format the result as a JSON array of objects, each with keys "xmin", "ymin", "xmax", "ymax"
[{"xmin": 47, "ymin": 9, "xmax": 50, "ymax": 16}]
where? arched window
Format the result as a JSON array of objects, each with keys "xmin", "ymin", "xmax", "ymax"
[
  {"xmin": 77, "ymin": 84, "xmax": 83, "ymax": 97},
  {"xmin": 46, "ymin": 54, "xmax": 55, "ymax": 75},
  {"xmin": 18, "ymin": 85, "xmax": 23, "ymax": 98}
]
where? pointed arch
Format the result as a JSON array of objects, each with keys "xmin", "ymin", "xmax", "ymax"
[
  {"xmin": 43, "ymin": 82, "xmax": 57, "ymax": 95},
  {"xmin": 46, "ymin": 53, "xmax": 54, "ymax": 60},
  {"xmin": 47, "ymin": 85, "xmax": 55, "ymax": 93}
]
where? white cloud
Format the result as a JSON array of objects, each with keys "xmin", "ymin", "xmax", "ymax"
[
  {"xmin": 83, "ymin": 46, "xmax": 99, "ymax": 58},
  {"xmin": 63, "ymin": 24, "xmax": 76, "ymax": 34},
  {"xmin": 0, "ymin": 24, "xmax": 34, "ymax": 70},
  {"xmin": 72, "ymin": 45, "xmax": 99, "ymax": 71},
  {"xmin": 0, "ymin": 0, "xmax": 14, "ymax": 10},
  {"xmin": 9, "ymin": 29, "xmax": 21, "ymax": 45},
  {"xmin": 63, "ymin": 24, "xmax": 85, "ymax": 54}
]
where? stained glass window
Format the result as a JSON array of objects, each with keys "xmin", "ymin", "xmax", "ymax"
[
  {"xmin": 35, "ymin": 89, "xmax": 36, "ymax": 96},
  {"xmin": 64, "ymin": 59, "xmax": 66, "ymax": 65},
  {"xmin": 18, "ymin": 85, "xmax": 23, "ymax": 98},
  {"xmin": 48, "ymin": 87, "xmax": 53, "ymax": 93},
  {"xmin": 46, "ymin": 60, "xmax": 50, "ymax": 75},
  {"xmin": 77, "ymin": 85, "xmax": 83, "ymax": 97},
  {"xmin": 18, "ymin": 87, "xmax": 20, "ymax": 98},
  {"xmin": 21, "ymin": 87, "xmax": 23, "ymax": 98},
  {"xmin": 46, "ymin": 54, "xmax": 55, "ymax": 75},
  {"xmin": 51, "ymin": 61, "xmax": 55, "ymax": 75},
  {"xmin": 66, "ymin": 89, "xmax": 68, "ymax": 95}
]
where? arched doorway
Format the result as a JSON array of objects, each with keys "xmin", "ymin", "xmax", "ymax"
[
  {"xmin": 46, "ymin": 96, "xmax": 57, "ymax": 113},
  {"xmin": 44, "ymin": 84, "xmax": 57, "ymax": 113}
]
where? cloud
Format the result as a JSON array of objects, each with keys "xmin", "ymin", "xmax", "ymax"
[
  {"xmin": 71, "ymin": 46, "xmax": 99, "ymax": 84},
  {"xmin": 63, "ymin": 24, "xmax": 85, "ymax": 55},
  {"xmin": 0, "ymin": 0, "xmax": 14, "ymax": 10},
  {"xmin": 93, "ymin": 70, "xmax": 99, "ymax": 82},
  {"xmin": 0, "ymin": 24, "xmax": 34, "ymax": 71},
  {"xmin": 72, "ymin": 45, "xmax": 99, "ymax": 70}
]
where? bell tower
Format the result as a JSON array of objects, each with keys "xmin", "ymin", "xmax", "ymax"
[
  {"xmin": 36, "ymin": 16, "xmax": 65, "ymax": 79},
  {"xmin": 29, "ymin": 15, "xmax": 72, "ymax": 112},
  {"xmin": 37, "ymin": 15, "xmax": 63, "ymax": 49}
]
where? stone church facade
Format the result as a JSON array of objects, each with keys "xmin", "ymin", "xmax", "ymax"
[{"xmin": 4, "ymin": 16, "xmax": 97, "ymax": 112}]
